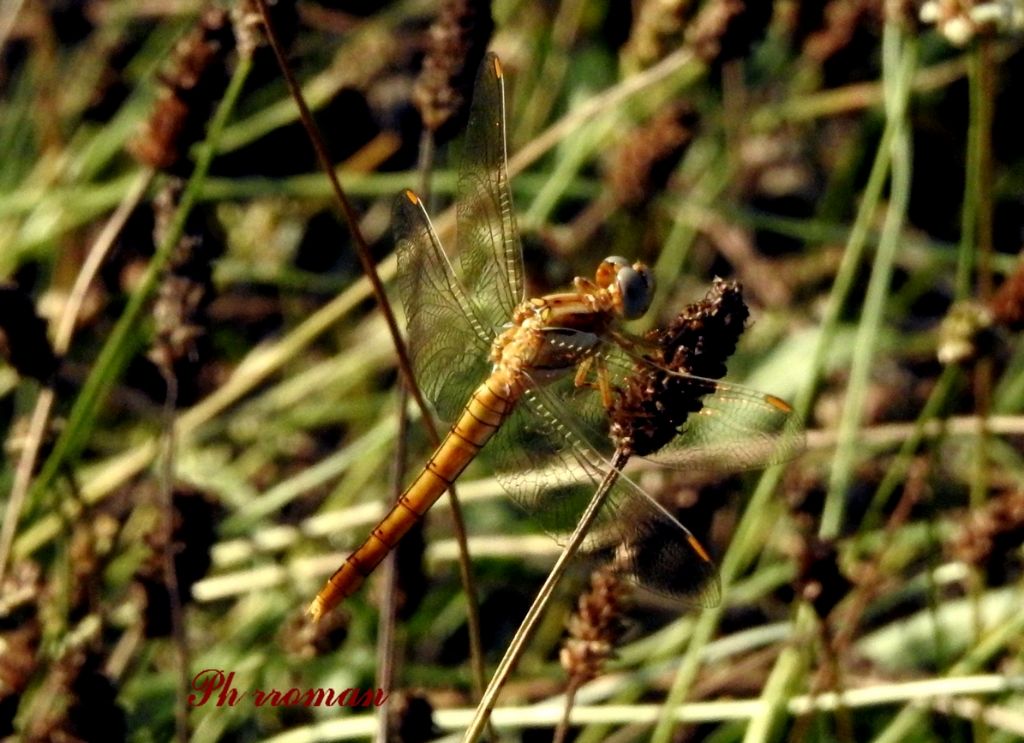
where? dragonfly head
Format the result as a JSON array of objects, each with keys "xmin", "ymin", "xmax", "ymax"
[{"xmin": 597, "ymin": 256, "xmax": 655, "ymax": 320}]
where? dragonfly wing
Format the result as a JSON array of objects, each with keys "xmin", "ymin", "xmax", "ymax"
[
  {"xmin": 642, "ymin": 378, "xmax": 804, "ymax": 470},
  {"xmin": 456, "ymin": 53, "xmax": 525, "ymax": 330},
  {"xmin": 484, "ymin": 373, "xmax": 720, "ymax": 605},
  {"xmin": 576, "ymin": 345, "xmax": 805, "ymax": 471},
  {"xmin": 394, "ymin": 191, "xmax": 493, "ymax": 422}
]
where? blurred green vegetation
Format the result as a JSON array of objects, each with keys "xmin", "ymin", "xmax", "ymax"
[{"xmin": 1, "ymin": 1, "xmax": 1023, "ymax": 742}]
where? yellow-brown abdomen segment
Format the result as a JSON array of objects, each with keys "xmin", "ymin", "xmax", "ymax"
[{"xmin": 307, "ymin": 376, "xmax": 518, "ymax": 621}]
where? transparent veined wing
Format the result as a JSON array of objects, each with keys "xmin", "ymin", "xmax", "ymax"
[
  {"xmin": 636, "ymin": 378, "xmax": 804, "ymax": 470},
  {"xmin": 564, "ymin": 341, "xmax": 805, "ymax": 472},
  {"xmin": 480, "ymin": 366, "xmax": 721, "ymax": 605},
  {"xmin": 393, "ymin": 191, "xmax": 493, "ymax": 423},
  {"xmin": 456, "ymin": 53, "xmax": 525, "ymax": 330},
  {"xmin": 393, "ymin": 53, "xmax": 524, "ymax": 422}
]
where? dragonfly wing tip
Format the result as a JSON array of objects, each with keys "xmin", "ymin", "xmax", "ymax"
[{"xmin": 766, "ymin": 394, "xmax": 794, "ymax": 413}]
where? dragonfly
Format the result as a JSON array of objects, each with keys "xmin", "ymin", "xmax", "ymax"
[{"xmin": 307, "ymin": 55, "xmax": 801, "ymax": 622}]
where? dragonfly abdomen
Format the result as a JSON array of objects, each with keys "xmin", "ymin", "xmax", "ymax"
[{"xmin": 308, "ymin": 373, "xmax": 521, "ymax": 621}]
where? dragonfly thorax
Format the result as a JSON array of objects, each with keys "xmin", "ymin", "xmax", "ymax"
[{"xmin": 489, "ymin": 287, "xmax": 616, "ymax": 386}]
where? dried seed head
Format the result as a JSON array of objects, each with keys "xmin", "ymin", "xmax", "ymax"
[
  {"xmin": 610, "ymin": 279, "xmax": 748, "ymax": 457},
  {"xmin": 0, "ymin": 618, "xmax": 40, "ymax": 703},
  {"xmin": 802, "ymin": 1, "xmax": 880, "ymax": 64},
  {"xmin": 129, "ymin": 8, "xmax": 235, "ymax": 172},
  {"xmin": 66, "ymin": 513, "xmax": 120, "ymax": 618},
  {"xmin": 625, "ymin": 0, "xmax": 769, "ymax": 70},
  {"xmin": 232, "ymin": 0, "xmax": 263, "ymax": 59},
  {"xmin": 950, "ymin": 490, "xmax": 1024, "ymax": 581},
  {"xmin": 412, "ymin": 0, "xmax": 494, "ymax": 137},
  {"xmin": 147, "ymin": 182, "xmax": 224, "ymax": 395},
  {"xmin": 623, "ymin": 0, "xmax": 690, "ymax": 70},
  {"xmin": 686, "ymin": 0, "xmax": 772, "ymax": 65},
  {"xmin": 0, "ymin": 560, "xmax": 42, "ymax": 617},
  {"xmin": 608, "ymin": 102, "xmax": 699, "ymax": 209},
  {"xmin": 135, "ymin": 487, "xmax": 221, "ymax": 638},
  {"xmin": 657, "ymin": 278, "xmax": 750, "ymax": 380},
  {"xmin": 0, "ymin": 561, "xmax": 43, "ymax": 701},
  {"xmin": 919, "ymin": 0, "xmax": 1020, "ymax": 45},
  {"xmin": 559, "ymin": 567, "xmax": 628, "ymax": 686}
]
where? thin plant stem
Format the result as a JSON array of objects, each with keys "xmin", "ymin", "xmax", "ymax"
[
  {"xmin": 742, "ymin": 25, "xmax": 918, "ymax": 743},
  {"xmin": 0, "ymin": 169, "xmax": 153, "ymax": 583},
  {"xmin": 28, "ymin": 52, "xmax": 253, "ymax": 510},
  {"xmin": 157, "ymin": 370, "xmax": 189, "ymax": 743},
  {"xmin": 650, "ymin": 462, "xmax": 788, "ymax": 743},
  {"xmin": 860, "ymin": 364, "xmax": 961, "ymax": 530},
  {"xmin": 652, "ymin": 21, "xmax": 918, "ymax": 743},
  {"xmin": 789, "ymin": 110, "xmax": 896, "ymax": 426},
  {"xmin": 553, "ymin": 676, "xmax": 584, "ymax": 743},
  {"xmin": 462, "ymin": 449, "xmax": 631, "ymax": 743},
  {"xmin": 373, "ymin": 126, "xmax": 435, "ymax": 743},
  {"xmin": 249, "ymin": 0, "xmax": 433, "ymax": 438},
  {"xmin": 821, "ymin": 30, "xmax": 917, "ymax": 538},
  {"xmin": 963, "ymin": 39, "xmax": 997, "ymax": 738},
  {"xmin": 375, "ymin": 384, "xmax": 409, "ymax": 743},
  {"xmin": 513, "ymin": 0, "xmax": 584, "ymax": 142},
  {"xmin": 962, "ymin": 42, "xmax": 996, "ymax": 512},
  {"xmin": 753, "ymin": 43, "xmax": 1013, "ymax": 127}
]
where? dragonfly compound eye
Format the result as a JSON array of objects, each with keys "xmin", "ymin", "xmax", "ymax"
[{"xmin": 617, "ymin": 262, "xmax": 654, "ymax": 319}]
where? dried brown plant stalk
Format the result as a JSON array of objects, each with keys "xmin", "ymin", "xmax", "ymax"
[
  {"xmin": 950, "ymin": 489, "xmax": 1024, "ymax": 578},
  {"xmin": 609, "ymin": 102, "xmax": 699, "ymax": 210},
  {"xmin": 412, "ymin": 0, "xmax": 494, "ymax": 138},
  {"xmin": 129, "ymin": 7, "xmax": 235, "ymax": 173},
  {"xmin": 611, "ymin": 278, "xmax": 750, "ymax": 457},
  {"xmin": 147, "ymin": 181, "xmax": 224, "ymax": 402},
  {"xmin": 554, "ymin": 567, "xmax": 629, "ymax": 743}
]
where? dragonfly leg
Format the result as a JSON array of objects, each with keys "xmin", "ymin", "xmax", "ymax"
[
  {"xmin": 608, "ymin": 329, "xmax": 648, "ymax": 353},
  {"xmin": 573, "ymin": 355, "xmax": 616, "ymax": 409},
  {"xmin": 573, "ymin": 277, "xmax": 599, "ymax": 293},
  {"xmin": 573, "ymin": 356, "xmax": 595, "ymax": 388},
  {"xmin": 595, "ymin": 357, "xmax": 615, "ymax": 409}
]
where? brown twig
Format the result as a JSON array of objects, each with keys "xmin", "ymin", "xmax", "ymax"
[
  {"xmin": 157, "ymin": 371, "xmax": 190, "ymax": 743},
  {"xmin": 463, "ymin": 451, "xmax": 631, "ymax": 743},
  {"xmin": 249, "ymin": 3, "xmax": 487, "ymax": 696}
]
